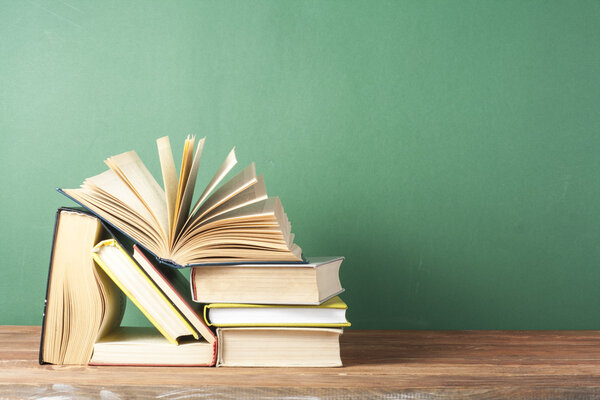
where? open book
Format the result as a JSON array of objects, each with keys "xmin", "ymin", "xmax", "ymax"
[{"xmin": 60, "ymin": 136, "xmax": 303, "ymax": 267}]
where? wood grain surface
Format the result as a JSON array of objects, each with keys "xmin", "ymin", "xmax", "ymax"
[{"xmin": 3, "ymin": 326, "xmax": 600, "ymax": 399}]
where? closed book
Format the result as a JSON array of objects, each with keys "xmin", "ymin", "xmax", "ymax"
[
  {"xmin": 90, "ymin": 327, "xmax": 216, "ymax": 367},
  {"xmin": 204, "ymin": 296, "xmax": 351, "ymax": 327},
  {"xmin": 216, "ymin": 327, "xmax": 343, "ymax": 367},
  {"xmin": 191, "ymin": 257, "xmax": 345, "ymax": 305}
]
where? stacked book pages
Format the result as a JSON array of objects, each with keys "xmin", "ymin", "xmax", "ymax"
[{"xmin": 40, "ymin": 136, "xmax": 349, "ymax": 367}]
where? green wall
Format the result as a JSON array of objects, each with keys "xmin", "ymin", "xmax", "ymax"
[{"xmin": 1, "ymin": 0, "xmax": 600, "ymax": 329}]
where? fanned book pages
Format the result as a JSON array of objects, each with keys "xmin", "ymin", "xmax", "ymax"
[{"xmin": 59, "ymin": 136, "xmax": 304, "ymax": 268}]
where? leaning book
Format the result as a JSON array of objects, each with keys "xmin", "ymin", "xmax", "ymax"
[
  {"xmin": 40, "ymin": 208, "xmax": 125, "ymax": 365},
  {"xmin": 59, "ymin": 136, "xmax": 304, "ymax": 268}
]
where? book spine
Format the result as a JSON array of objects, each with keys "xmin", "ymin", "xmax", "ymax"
[
  {"xmin": 132, "ymin": 245, "xmax": 204, "ymax": 340},
  {"xmin": 88, "ymin": 362, "xmax": 215, "ymax": 367},
  {"xmin": 211, "ymin": 338, "xmax": 218, "ymax": 367},
  {"xmin": 39, "ymin": 209, "xmax": 63, "ymax": 365},
  {"xmin": 203, "ymin": 305, "xmax": 212, "ymax": 326},
  {"xmin": 190, "ymin": 267, "xmax": 198, "ymax": 302}
]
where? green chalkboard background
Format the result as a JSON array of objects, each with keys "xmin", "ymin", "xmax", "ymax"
[{"xmin": 1, "ymin": 0, "xmax": 599, "ymax": 329}]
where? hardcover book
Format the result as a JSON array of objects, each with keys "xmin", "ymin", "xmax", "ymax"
[
  {"xmin": 216, "ymin": 327, "xmax": 343, "ymax": 367},
  {"xmin": 90, "ymin": 327, "xmax": 216, "ymax": 367},
  {"xmin": 204, "ymin": 296, "xmax": 351, "ymax": 327},
  {"xmin": 191, "ymin": 257, "xmax": 345, "ymax": 305},
  {"xmin": 40, "ymin": 208, "xmax": 125, "ymax": 365}
]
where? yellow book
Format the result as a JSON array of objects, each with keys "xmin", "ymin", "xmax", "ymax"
[
  {"xmin": 204, "ymin": 296, "xmax": 351, "ymax": 328},
  {"xmin": 92, "ymin": 239, "xmax": 212, "ymax": 345}
]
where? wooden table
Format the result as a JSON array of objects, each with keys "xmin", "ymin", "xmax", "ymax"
[{"xmin": 2, "ymin": 326, "xmax": 600, "ymax": 398}]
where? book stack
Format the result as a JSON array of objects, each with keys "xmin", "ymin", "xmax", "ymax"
[
  {"xmin": 196, "ymin": 257, "xmax": 349, "ymax": 367},
  {"xmin": 40, "ymin": 136, "xmax": 348, "ymax": 367}
]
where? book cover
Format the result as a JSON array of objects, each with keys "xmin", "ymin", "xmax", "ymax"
[
  {"xmin": 39, "ymin": 207, "xmax": 74, "ymax": 364},
  {"xmin": 131, "ymin": 244, "xmax": 216, "ymax": 347}
]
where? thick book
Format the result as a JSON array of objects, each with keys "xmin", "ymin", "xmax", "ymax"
[
  {"xmin": 191, "ymin": 257, "xmax": 345, "ymax": 305},
  {"xmin": 40, "ymin": 208, "xmax": 126, "ymax": 365},
  {"xmin": 216, "ymin": 327, "xmax": 343, "ymax": 367},
  {"xmin": 59, "ymin": 135, "xmax": 304, "ymax": 268},
  {"xmin": 204, "ymin": 296, "xmax": 351, "ymax": 327}
]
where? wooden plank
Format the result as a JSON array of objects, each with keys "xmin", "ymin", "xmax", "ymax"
[
  {"xmin": 3, "ymin": 326, "xmax": 600, "ymax": 398},
  {"xmin": 3, "ymin": 384, "xmax": 600, "ymax": 400}
]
